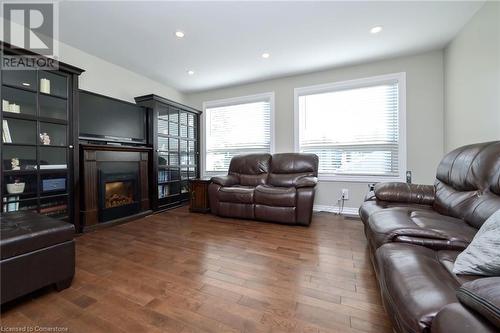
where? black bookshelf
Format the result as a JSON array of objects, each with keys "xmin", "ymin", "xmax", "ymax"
[
  {"xmin": 135, "ymin": 94, "xmax": 201, "ymax": 211},
  {"xmin": 1, "ymin": 43, "xmax": 84, "ymax": 224}
]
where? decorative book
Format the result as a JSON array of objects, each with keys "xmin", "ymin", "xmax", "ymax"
[{"xmin": 2, "ymin": 120, "xmax": 12, "ymax": 143}]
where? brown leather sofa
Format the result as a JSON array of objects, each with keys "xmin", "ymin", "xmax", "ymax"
[
  {"xmin": 208, "ymin": 153, "xmax": 318, "ymax": 225},
  {"xmin": 360, "ymin": 141, "xmax": 500, "ymax": 333},
  {"xmin": 1, "ymin": 211, "xmax": 75, "ymax": 305}
]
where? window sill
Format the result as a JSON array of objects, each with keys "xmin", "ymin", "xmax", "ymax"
[
  {"xmin": 318, "ymin": 174, "xmax": 405, "ymax": 183},
  {"xmin": 203, "ymin": 172, "xmax": 404, "ymax": 183}
]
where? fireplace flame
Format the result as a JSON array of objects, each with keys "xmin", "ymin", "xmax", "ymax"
[{"xmin": 105, "ymin": 181, "xmax": 134, "ymax": 209}]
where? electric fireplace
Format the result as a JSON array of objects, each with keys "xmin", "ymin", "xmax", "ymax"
[
  {"xmin": 105, "ymin": 180, "xmax": 134, "ymax": 208},
  {"xmin": 80, "ymin": 145, "xmax": 150, "ymax": 231},
  {"xmin": 99, "ymin": 171, "xmax": 140, "ymax": 222}
]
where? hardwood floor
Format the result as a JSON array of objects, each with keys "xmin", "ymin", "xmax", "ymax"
[{"xmin": 0, "ymin": 207, "xmax": 392, "ymax": 333}]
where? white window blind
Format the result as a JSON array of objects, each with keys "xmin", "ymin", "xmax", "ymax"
[
  {"xmin": 297, "ymin": 75, "xmax": 404, "ymax": 180},
  {"xmin": 205, "ymin": 94, "xmax": 272, "ymax": 173}
]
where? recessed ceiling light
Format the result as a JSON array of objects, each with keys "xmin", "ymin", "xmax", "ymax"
[
  {"xmin": 370, "ymin": 26, "xmax": 383, "ymax": 34},
  {"xmin": 187, "ymin": 70, "xmax": 195, "ymax": 76},
  {"xmin": 22, "ymin": 82, "xmax": 30, "ymax": 86},
  {"xmin": 261, "ymin": 52, "xmax": 270, "ymax": 59},
  {"xmin": 175, "ymin": 31, "xmax": 185, "ymax": 38}
]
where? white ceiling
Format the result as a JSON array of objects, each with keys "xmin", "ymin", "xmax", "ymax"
[{"xmin": 59, "ymin": 1, "xmax": 484, "ymax": 93}]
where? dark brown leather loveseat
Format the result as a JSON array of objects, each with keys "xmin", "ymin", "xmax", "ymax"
[
  {"xmin": 360, "ymin": 141, "xmax": 500, "ymax": 333},
  {"xmin": 208, "ymin": 153, "xmax": 318, "ymax": 225}
]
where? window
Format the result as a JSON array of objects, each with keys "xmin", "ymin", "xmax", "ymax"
[
  {"xmin": 202, "ymin": 93, "xmax": 274, "ymax": 175},
  {"xmin": 294, "ymin": 73, "xmax": 406, "ymax": 182}
]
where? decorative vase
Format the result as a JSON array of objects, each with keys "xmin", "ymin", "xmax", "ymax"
[
  {"xmin": 39, "ymin": 132, "xmax": 51, "ymax": 145},
  {"xmin": 11, "ymin": 158, "xmax": 20, "ymax": 170}
]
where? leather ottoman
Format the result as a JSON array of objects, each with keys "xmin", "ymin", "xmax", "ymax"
[{"xmin": 1, "ymin": 211, "xmax": 75, "ymax": 305}]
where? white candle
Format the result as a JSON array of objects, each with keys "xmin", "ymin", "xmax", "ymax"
[
  {"xmin": 40, "ymin": 78, "xmax": 51, "ymax": 94},
  {"xmin": 2, "ymin": 99, "xmax": 9, "ymax": 112},
  {"xmin": 9, "ymin": 103, "xmax": 20, "ymax": 113}
]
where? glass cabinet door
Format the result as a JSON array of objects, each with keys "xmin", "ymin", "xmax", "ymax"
[
  {"xmin": 158, "ymin": 106, "xmax": 169, "ymax": 135},
  {"xmin": 157, "ymin": 107, "xmax": 177, "ymax": 199},
  {"xmin": 1, "ymin": 69, "xmax": 71, "ymax": 220},
  {"xmin": 155, "ymin": 104, "xmax": 198, "ymax": 205},
  {"xmin": 40, "ymin": 95, "xmax": 67, "ymax": 120},
  {"xmin": 2, "ymin": 70, "xmax": 37, "ymax": 90},
  {"xmin": 2, "ymin": 86, "xmax": 36, "ymax": 116},
  {"xmin": 39, "ymin": 71, "xmax": 68, "ymax": 98}
]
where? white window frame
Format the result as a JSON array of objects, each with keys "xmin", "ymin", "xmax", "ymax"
[
  {"xmin": 202, "ymin": 92, "xmax": 275, "ymax": 177},
  {"xmin": 293, "ymin": 72, "xmax": 407, "ymax": 182}
]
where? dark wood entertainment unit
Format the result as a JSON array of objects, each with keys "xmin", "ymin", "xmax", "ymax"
[{"xmin": 1, "ymin": 43, "xmax": 202, "ymax": 232}]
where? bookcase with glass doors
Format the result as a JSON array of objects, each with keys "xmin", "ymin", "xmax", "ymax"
[
  {"xmin": 134, "ymin": 94, "xmax": 201, "ymax": 210},
  {"xmin": 0, "ymin": 43, "xmax": 84, "ymax": 223}
]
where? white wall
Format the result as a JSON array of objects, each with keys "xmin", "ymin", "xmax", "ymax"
[
  {"xmin": 444, "ymin": 1, "xmax": 500, "ymax": 151},
  {"xmin": 2, "ymin": 18, "xmax": 184, "ymax": 103},
  {"xmin": 58, "ymin": 42, "xmax": 185, "ymax": 104},
  {"xmin": 185, "ymin": 50, "xmax": 444, "ymax": 211}
]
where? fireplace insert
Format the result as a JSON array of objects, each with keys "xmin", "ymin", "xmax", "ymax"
[{"xmin": 98, "ymin": 171, "xmax": 140, "ymax": 222}]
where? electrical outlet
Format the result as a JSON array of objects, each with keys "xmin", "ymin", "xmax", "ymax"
[
  {"xmin": 341, "ymin": 188, "xmax": 349, "ymax": 200},
  {"xmin": 406, "ymin": 171, "xmax": 412, "ymax": 184}
]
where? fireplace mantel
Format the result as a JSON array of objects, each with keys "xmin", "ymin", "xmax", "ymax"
[{"xmin": 79, "ymin": 144, "xmax": 151, "ymax": 231}]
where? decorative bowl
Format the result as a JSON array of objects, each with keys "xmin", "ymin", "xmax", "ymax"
[{"xmin": 6, "ymin": 182, "xmax": 25, "ymax": 194}]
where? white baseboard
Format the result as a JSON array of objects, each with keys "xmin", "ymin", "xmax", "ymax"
[{"xmin": 313, "ymin": 204, "xmax": 359, "ymax": 217}]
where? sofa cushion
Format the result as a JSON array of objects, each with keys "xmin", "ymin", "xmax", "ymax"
[
  {"xmin": 218, "ymin": 202, "xmax": 254, "ymax": 219},
  {"xmin": 255, "ymin": 205, "xmax": 296, "ymax": 224},
  {"xmin": 228, "ymin": 154, "xmax": 271, "ymax": 186},
  {"xmin": 433, "ymin": 141, "xmax": 500, "ymax": 229},
  {"xmin": 218, "ymin": 186, "xmax": 254, "ymax": 204},
  {"xmin": 359, "ymin": 199, "xmax": 434, "ymax": 224},
  {"xmin": 0, "ymin": 211, "xmax": 74, "ymax": 260},
  {"xmin": 268, "ymin": 153, "xmax": 318, "ymax": 187},
  {"xmin": 366, "ymin": 207, "xmax": 477, "ymax": 251},
  {"xmin": 436, "ymin": 249, "xmax": 481, "ymax": 286},
  {"xmin": 255, "ymin": 185, "xmax": 296, "ymax": 207},
  {"xmin": 454, "ymin": 209, "xmax": 500, "ymax": 276},
  {"xmin": 374, "ymin": 182, "xmax": 435, "ymax": 205},
  {"xmin": 375, "ymin": 243, "xmax": 481, "ymax": 333},
  {"xmin": 456, "ymin": 277, "xmax": 500, "ymax": 329}
]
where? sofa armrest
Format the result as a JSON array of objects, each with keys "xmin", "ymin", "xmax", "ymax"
[
  {"xmin": 295, "ymin": 176, "xmax": 318, "ymax": 188},
  {"xmin": 364, "ymin": 190, "xmax": 376, "ymax": 201},
  {"xmin": 211, "ymin": 175, "xmax": 239, "ymax": 187},
  {"xmin": 456, "ymin": 277, "xmax": 500, "ymax": 329},
  {"xmin": 374, "ymin": 182, "xmax": 435, "ymax": 205}
]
